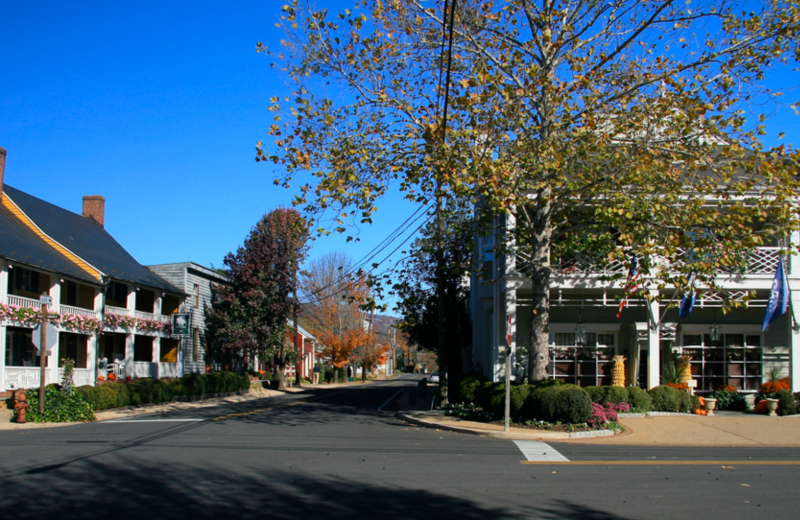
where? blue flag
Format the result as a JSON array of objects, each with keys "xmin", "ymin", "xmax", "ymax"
[
  {"xmin": 679, "ymin": 273, "xmax": 697, "ymax": 319},
  {"xmin": 679, "ymin": 291, "xmax": 696, "ymax": 319},
  {"xmin": 762, "ymin": 257, "xmax": 789, "ymax": 331}
]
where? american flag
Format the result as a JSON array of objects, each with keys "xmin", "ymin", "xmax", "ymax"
[{"xmin": 617, "ymin": 256, "xmax": 641, "ymax": 319}]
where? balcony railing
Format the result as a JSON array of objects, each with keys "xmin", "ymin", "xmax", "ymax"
[
  {"xmin": 516, "ymin": 247, "xmax": 785, "ymax": 277},
  {"xmin": 60, "ymin": 304, "xmax": 100, "ymax": 320},
  {"xmin": 105, "ymin": 305, "xmax": 130, "ymax": 316},
  {"xmin": 6, "ymin": 294, "xmax": 42, "ymax": 311}
]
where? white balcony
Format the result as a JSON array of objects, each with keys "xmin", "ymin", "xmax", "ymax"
[
  {"xmin": 516, "ymin": 246, "xmax": 785, "ymax": 278},
  {"xmin": 6, "ymin": 294, "xmax": 42, "ymax": 311},
  {"xmin": 105, "ymin": 305, "xmax": 130, "ymax": 316},
  {"xmin": 60, "ymin": 304, "xmax": 101, "ymax": 320}
]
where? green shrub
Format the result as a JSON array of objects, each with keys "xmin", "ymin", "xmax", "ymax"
[
  {"xmin": 648, "ymin": 385, "xmax": 692, "ymax": 413},
  {"xmin": 17, "ymin": 386, "xmax": 95, "ymax": 423},
  {"xmin": 528, "ymin": 384, "xmax": 592, "ymax": 423},
  {"xmin": 707, "ymin": 388, "xmax": 747, "ymax": 411},
  {"xmin": 128, "ymin": 379, "xmax": 173, "ymax": 405},
  {"xmin": 475, "ymin": 381, "xmax": 495, "ymax": 410},
  {"xmin": 776, "ymin": 389, "xmax": 798, "ymax": 416},
  {"xmin": 486, "ymin": 383, "xmax": 507, "ymax": 416},
  {"xmin": 510, "ymin": 384, "xmax": 531, "ymax": 418},
  {"xmin": 584, "ymin": 386, "xmax": 604, "ymax": 403},
  {"xmin": 625, "ymin": 386, "xmax": 652, "ymax": 411},
  {"xmin": 485, "ymin": 383, "xmax": 531, "ymax": 418},
  {"xmin": 584, "ymin": 386, "xmax": 628, "ymax": 405},
  {"xmin": 529, "ymin": 379, "xmax": 564, "ymax": 391},
  {"xmin": 459, "ymin": 376, "xmax": 486, "ymax": 403}
]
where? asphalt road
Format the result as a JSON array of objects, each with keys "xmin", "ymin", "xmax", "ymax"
[{"xmin": 1, "ymin": 374, "xmax": 799, "ymax": 519}]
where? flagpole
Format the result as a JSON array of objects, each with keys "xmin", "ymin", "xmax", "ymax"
[{"xmin": 780, "ymin": 251, "xmax": 800, "ymax": 332}]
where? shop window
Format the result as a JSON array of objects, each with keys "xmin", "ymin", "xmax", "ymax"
[
  {"xmin": 58, "ymin": 333, "xmax": 87, "ymax": 368},
  {"xmin": 13, "ymin": 267, "xmax": 40, "ymax": 295},
  {"xmin": 549, "ymin": 331, "xmax": 616, "ymax": 387},
  {"xmin": 193, "ymin": 328, "xmax": 200, "ymax": 362},
  {"xmin": 160, "ymin": 338, "xmax": 179, "ymax": 363},
  {"xmin": 133, "ymin": 335, "xmax": 153, "ymax": 362},
  {"xmin": 106, "ymin": 281, "xmax": 128, "ymax": 308},
  {"xmin": 63, "ymin": 280, "xmax": 78, "ymax": 306},
  {"xmin": 5, "ymin": 327, "xmax": 37, "ymax": 367},
  {"xmin": 681, "ymin": 333, "xmax": 762, "ymax": 392}
]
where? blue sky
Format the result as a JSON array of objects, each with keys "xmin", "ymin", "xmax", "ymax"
[
  {"xmin": 0, "ymin": 1, "xmax": 420, "ymax": 312},
  {"xmin": 1, "ymin": 1, "xmax": 797, "ymax": 314}
]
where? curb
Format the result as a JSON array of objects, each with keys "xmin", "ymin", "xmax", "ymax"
[{"xmin": 398, "ymin": 412, "xmax": 620, "ymax": 440}]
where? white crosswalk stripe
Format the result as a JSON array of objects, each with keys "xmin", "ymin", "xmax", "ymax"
[{"xmin": 513, "ymin": 440, "xmax": 570, "ymax": 462}]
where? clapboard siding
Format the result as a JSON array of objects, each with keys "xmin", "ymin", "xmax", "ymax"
[{"xmin": 147, "ymin": 263, "xmax": 230, "ymax": 374}]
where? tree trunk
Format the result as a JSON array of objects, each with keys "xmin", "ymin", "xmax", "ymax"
[
  {"xmin": 526, "ymin": 212, "xmax": 553, "ymax": 383},
  {"xmin": 334, "ymin": 368, "xmax": 340, "ymax": 384},
  {"xmin": 362, "ymin": 362, "xmax": 367, "ymax": 382}
]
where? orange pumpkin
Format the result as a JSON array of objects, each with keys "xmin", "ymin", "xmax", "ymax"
[{"xmin": 755, "ymin": 400, "xmax": 769, "ymax": 414}]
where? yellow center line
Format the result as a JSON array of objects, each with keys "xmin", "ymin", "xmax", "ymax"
[{"xmin": 521, "ymin": 460, "xmax": 800, "ymax": 465}]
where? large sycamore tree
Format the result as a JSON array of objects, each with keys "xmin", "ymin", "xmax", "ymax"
[
  {"xmin": 207, "ymin": 208, "xmax": 308, "ymax": 389},
  {"xmin": 260, "ymin": 0, "xmax": 800, "ymax": 382}
]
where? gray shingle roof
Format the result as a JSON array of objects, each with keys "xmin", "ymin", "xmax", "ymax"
[
  {"xmin": 0, "ymin": 199, "xmax": 101, "ymax": 285},
  {"xmin": 3, "ymin": 185, "xmax": 182, "ymax": 294}
]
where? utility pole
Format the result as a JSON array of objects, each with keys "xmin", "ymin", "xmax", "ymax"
[{"xmin": 434, "ymin": 0, "xmax": 458, "ymax": 408}]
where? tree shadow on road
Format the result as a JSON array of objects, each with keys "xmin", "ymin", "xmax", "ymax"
[{"xmin": 0, "ymin": 458, "xmax": 634, "ymax": 520}]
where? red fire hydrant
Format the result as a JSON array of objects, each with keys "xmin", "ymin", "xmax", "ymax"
[{"xmin": 13, "ymin": 390, "xmax": 30, "ymax": 424}]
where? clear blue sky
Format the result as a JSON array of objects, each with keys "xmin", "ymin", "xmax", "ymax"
[
  {"xmin": 0, "ymin": 1, "xmax": 420, "ymax": 313},
  {"xmin": 1, "ymin": 1, "xmax": 796, "ymax": 314}
]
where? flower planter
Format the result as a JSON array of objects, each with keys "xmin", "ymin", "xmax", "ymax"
[
  {"xmin": 704, "ymin": 397, "xmax": 717, "ymax": 416},
  {"xmin": 765, "ymin": 398, "xmax": 779, "ymax": 417}
]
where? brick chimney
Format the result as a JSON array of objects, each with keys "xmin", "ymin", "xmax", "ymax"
[
  {"xmin": 82, "ymin": 195, "xmax": 105, "ymax": 227},
  {"xmin": 0, "ymin": 146, "xmax": 7, "ymax": 203}
]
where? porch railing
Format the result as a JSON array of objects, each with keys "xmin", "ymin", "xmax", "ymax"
[
  {"xmin": 131, "ymin": 361, "xmax": 179, "ymax": 379},
  {"xmin": 105, "ymin": 305, "xmax": 130, "ymax": 316},
  {"xmin": 5, "ymin": 367, "xmax": 96, "ymax": 390},
  {"xmin": 6, "ymin": 294, "xmax": 42, "ymax": 311},
  {"xmin": 516, "ymin": 246, "xmax": 785, "ymax": 277},
  {"xmin": 60, "ymin": 304, "xmax": 100, "ymax": 320}
]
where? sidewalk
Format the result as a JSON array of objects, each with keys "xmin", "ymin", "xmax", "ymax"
[
  {"xmin": 0, "ymin": 379, "xmax": 382, "ymax": 431},
  {"xmin": 0, "ymin": 385, "xmax": 304, "ymax": 431},
  {"xmin": 4, "ymin": 383, "xmax": 799, "ymax": 446},
  {"xmin": 395, "ymin": 388, "xmax": 800, "ymax": 446}
]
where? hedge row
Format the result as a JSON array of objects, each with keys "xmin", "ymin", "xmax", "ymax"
[
  {"xmin": 73, "ymin": 371, "xmax": 250, "ymax": 411},
  {"xmin": 459, "ymin": 376, "xmax": 714, "ymax": 419},
  {"xmin": 585, "ymin": 385, "xmax": 653, "ymax": 411},
  {"xmin": 458, "ymin": 376, "xmax": 592, "ymax": 424}
]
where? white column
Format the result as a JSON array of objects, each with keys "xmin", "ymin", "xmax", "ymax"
[
  {"xmin": 791, "ymin": 292, "xmax": 800, "ymax": 393},
  {"xmin": 0, "ymin": 266, "xmax": 8, "ymax": 392},
  {"xmin": 152, "ymin": 336, "xmax": 161, "ymax": 379},
  {"xmin": 0, "ymin": 324, "xmax": 6, "ymax": 392},
  {"xmin": 124, "ymin": 333, "xmax": 135, "ymax": 379},
  {"xmin": 48, "ymin": 276, "xmax": 61, "ymax": 314},
  {"xmin": 647, "ymin": 292, "xmax": 661, "ymax": 389},
  {"xmin": 48, "ymin": 332, "xmax": 59, "ymax": 386},
  {"xmin": 94, "ymin": 286, "xmax": 103, "ymax": 313},
  {"xmin": 87, "ymin": 334, "xmax": 98, "ymax": 385},
  {"xmin": 127, "ymin": 287, "xmax": 136, "ymax": 314}
]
